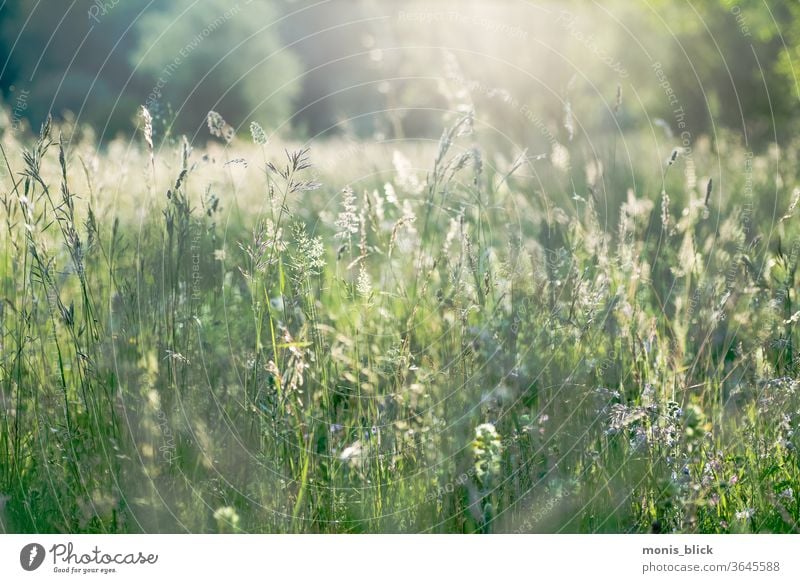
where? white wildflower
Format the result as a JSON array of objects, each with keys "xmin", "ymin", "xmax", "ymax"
[
  {"xmin": 551, "ymin": 142, "xmax": 570, "ymax": 172},
  {"xmin": 392, "ymin": 150, "xmax": 423, "ymax": 194},
  {"xmin": 250, "ymin": 121, "xmax": 268, "ymax": 145},
  {"xmin": 207, "ymin": 110, "xmax": 234, "ymax": 143},
  {"xmin": 357, "ymin": 264, "xmax": 372, "ymax": 299},
  {"xmin": 335, "ymin": 187, "xmax": 359, "ymax": 241},
  {"xmin": 384, "ymin": 182, "xmax": 399, "ymax": 206}
]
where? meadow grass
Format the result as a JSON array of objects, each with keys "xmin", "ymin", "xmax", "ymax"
[{"xmin": 0, "ymin": 106, "xmax": 799, "ymax": 533}]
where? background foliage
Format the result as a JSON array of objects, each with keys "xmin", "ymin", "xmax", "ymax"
[{"xmin": 1, "ymin": 0, "xmax": 799, "ymax": 144}]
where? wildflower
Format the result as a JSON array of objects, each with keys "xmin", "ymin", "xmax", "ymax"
[
  {"xmin": 291, "ymin": 223, "xmax": 326, "ymax": 278},
  {"xmin": 779, "ymin": 187, "xmax": 800, "ymax": 223},
  {"xmin": 266, "ymin": 148, "xmax": 320, "ymax": 193},
  {"xmin": 783, "ymin": 311, "xmax": 800, "ymax": 325},
  {"xmin": 685, "ymin": 157, "xmax": 697, "ymax": 190},
  {"xmin": 213, "ymin": 506, "xmax": 241, "ymax": 532},
  {"xmin": 207, "ymin": 110, "xmax": 234, "ymax": 144},
  {"xmin": 551, "ymin": 142, "xmax": 570, "ymax": 171},
  {"xmin": 735, "ymin": 508, "xmax": 755, "ymax": 520},
  {"xmin": 608, "ymin": 403, "xmax": 647, "ymax": 432},
  {"xmin": 370, "ymin": 188, "xmax": 385, "ymax": 224},
  {"xmin": 339, "ymin": 441, "xmax": 363, "ymax": 463},
  {"xmin": 704, "ymin": 455, "xmax": 722, "ymax": 474},
  {"xmin": 250, "ymin": 121, "xmax": 268, "ymax": 145},
  {"xmin": 164, "ymin": 350, "xmax": 189, "ymax": 364},
  {"xmin": 472, "ymin": 423, "xmax": 503, "ymax": 484},
  {"xmin": 563, "ymin": 100, "xmax": 574, "ymax": 141},
  {"xmin": 213, "ymin": 248, "xmax": 226, "ymax": 262},
  {"xmin": 585, "ymin": 159, "xmax": 603, "ymax": 186},
  {"xmin": 630, "ymin": 426, "xmax": 647, "ymax": 450},
  {"xmin": 383, "ymin": 182, "xmax": 399, "ymax": 206},
  {"xmin": 356, "ymin": 264, "xmax": 372, "ymax": 299},
  {"xmin": 334, "ymin": 187, "xmax": 359, "ymax": 242},
  {"xmin": 392, "ymin": 150, "xmax": 423, "ymax": 194},
  {"xmin": 139, "ymin": 106, "xmax": 153, "ymax": 153},
  {"xmin": 661, "ymin": 190, "xmax": 671, "ymax": 229},
  {"xmin": 263, "ymin": 219, "xmax": 286, "ymax": 253},
  {"xmin": 387, "ymin": 199, "xmax": 419, "ymax": 256}
]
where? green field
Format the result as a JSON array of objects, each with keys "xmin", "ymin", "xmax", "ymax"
[
  {"xmin": 1, "ymin": 102, "xmax": 798, "ymax": 533},
  {"xmin": 3, "ymin": 0, "xmax": 800, "ymax": 535}
]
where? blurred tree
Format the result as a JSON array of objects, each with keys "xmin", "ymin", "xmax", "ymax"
[
  {"xmin": 639, "ymin": 0, "xmax": 798, "ymax": 144},
  {"xmin": 131, "ymin": 0, "xmax": 301, "ymax": 138},
  {"xmin": 0, "ymin": 0, "xmax": 148, "ymax": 138},
  {"xmin": 1, "ymin": 0, "xmax": 799, "ymax": 145}
]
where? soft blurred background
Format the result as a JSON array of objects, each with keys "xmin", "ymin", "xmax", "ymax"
[
  {"xmin": 3, "ymin": 0, "xmax": 800, "ymax": 535},
  {"xmin": 1, "ymin": 0, "xmax": 798, "ymax": 148}
]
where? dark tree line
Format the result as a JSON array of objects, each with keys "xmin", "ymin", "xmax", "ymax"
[{"xmin": 0, "ymin": 0, "xmax": 798, "ymax": 146}]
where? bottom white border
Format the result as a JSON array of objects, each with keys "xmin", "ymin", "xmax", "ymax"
[{"xmin": 1, "ymin": 534, "xmax": 798, "ymax": 581}]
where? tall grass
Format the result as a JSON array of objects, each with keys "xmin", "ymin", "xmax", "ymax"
[{"xmin": 0, "ymin": 103, "xmax": 798, "ymax": 533}]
